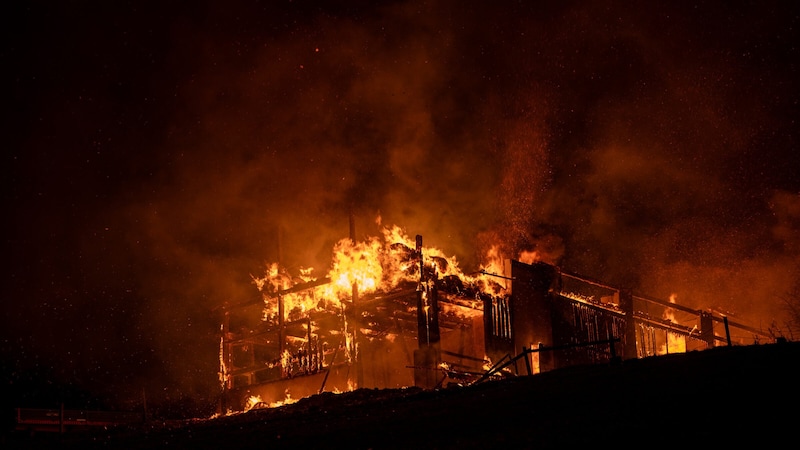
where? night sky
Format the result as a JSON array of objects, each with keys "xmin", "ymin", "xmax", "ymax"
[{"xmin": 3, "ymin": 1, "xmax": 799, "ymax": 417}]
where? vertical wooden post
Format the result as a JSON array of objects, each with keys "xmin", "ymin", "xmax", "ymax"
[
  {"xmin": 278, "ymin": 294, "xmax": 285, "ymax": 375},
  {"xmin": 665, "ymin": 330, "xmax": 670, "ymax": 354},
  {"xmin": 306, "ymin": 316, "xmax": 313, "ymax": 373},
  {"xmin": 350, "ymin": 211, "xmax": 363, "ymax": 388},
  {"xmin": 413, "ymin": 234, "xmax": 442, "ymax": 389},
  {"xmin": 619, "ymin": 289, "xmax": 638, "ymax": 360},
  {"xmin": 277, "ymin": 224, "xmax": 286, "ymax": 378},
  {"xmin": 609, "ymin": 336, "xmax": 618, "ymax": 362},
  {"xmin": 219, "ymin": 309, "xmax": 231, "ymax": 414},
  {"xmin": 700, "ymin": 311, "xmax": 715, "ymax": 348},
  {"xmin": 723, "ymin": 316, "xmax": 732, "ymax": 346},
  {"xmin": 523, "ymin": 347, "xmax": 532, "ymax": 375}
]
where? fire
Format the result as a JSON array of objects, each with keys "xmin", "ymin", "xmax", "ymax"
[
  {"xmin": 253, "ymin": 263, "xmax": 324, "ymax": 323},
  {"xmin": 252, "ymin": 221, "xmax": 510, "ymax": 325},
  {"xmin": 321, "ymin": 235, "xmax": 386, "ymax": 298},
  {"xmin": 665, "ymin": 294, "xmax": 678, "ymax": 321},
  {"xmin": 663, "ymin": 332, "xmax": 686, "ymax": 354},
  {"xmin": 280, "ymin": 350, "xmax": 292, "ymax": 378},
  {"xmin": 245, "ymin": 395, "xmax": 262, "ymax": 411},
  {"xmin": 268, "ymin": 390, "xmax": 297, "ymax": 408},
  {"xmin": 218, "ymin": 329, "xmax": 230, "ymax": 389},
  {"xmin": 518, "ymin": 249, "xmax": 540, "ymax": 265},
  {"xmin": 243, "ymin": 391, "xmax": 299, "ymax": 411},
  {"xmin": 220, "ymin": 219, "xmax": 777, "ymax": 414},
  {"xmin": 230, "ymin": 220, "xmax": 516, "ymax": 408},
  {"xmin": 660, "ymin": 294, "xmax": 687, "ymax": 354}
]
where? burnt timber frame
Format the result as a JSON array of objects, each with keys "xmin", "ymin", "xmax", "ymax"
[{"xmin": 218, "ymin": 253, "xmax": 775, "ymax": 412}]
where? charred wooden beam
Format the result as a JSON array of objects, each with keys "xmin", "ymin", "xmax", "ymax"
[
  {"xmin": 560, "ymin": 269, "xmax": 619, "ymax": 291},
  {"xmin": 474, "ymin": 338, "xmax": 622, "ymax": 384},
  {"xmin": 622, "ymin": 291, "xmax": 647, "ymax": 359},
  {"xmin": 558, "ymin": 293, "xmax": 625, "ymax": 316},
  {"xmin": 633, "ymin": 293, "xmax": 701, "ymax": 315},
  {"xmin": 709, "ymin": 315, "xmax": 771, "ymax": 338},
  {"xmin": 224, "ymin": 277, "xmax": 333, "ymax": 311},
  {"xmin": 266, "ymin": 277, "xmax": 332, "ymax": 299},
  {"xmin": 633, "ymin": 314, "xmax": 700, "ymax": 337}
]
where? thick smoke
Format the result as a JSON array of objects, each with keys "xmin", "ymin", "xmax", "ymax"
[{"xmin": 4, "ymin": 0, "xmax": 799, "ymax": 414}]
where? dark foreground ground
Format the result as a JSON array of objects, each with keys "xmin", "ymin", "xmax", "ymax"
[{"xmin": 6, "ymin": 341, "xmax": 799, "ymax": 449}]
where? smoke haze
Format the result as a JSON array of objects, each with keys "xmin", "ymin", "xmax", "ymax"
[{"xmin": 4, "ymin": 0, "xmax": 799, "ymax": 414}]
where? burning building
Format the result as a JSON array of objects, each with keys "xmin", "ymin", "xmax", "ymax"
[{"xmin": 217, "ymin": 225, "xmax": 773, "ymax": 413}]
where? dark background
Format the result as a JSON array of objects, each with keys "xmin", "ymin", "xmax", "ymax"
[{"xmin": 3, "ymin": 0, "xmax": 799, "ymax": 418}]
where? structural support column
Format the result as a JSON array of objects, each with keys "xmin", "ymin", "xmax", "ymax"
[
  {"xmin": 350, "ymin": 211, "xmax": 364, "ymax": 388},
  {"xmin": 700, "ymin": 311, "xmax": 715, "ymax": 349},
  {"xmin": 413, "ymin": 234, "xmax": 441, "ymax": 389},
  {"xmin": 619, "ymin": 289, "xmax": 638, "ymax": 360}
]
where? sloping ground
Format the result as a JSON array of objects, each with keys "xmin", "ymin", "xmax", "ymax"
[{"xmin": 13, "ymin": 341, "xmax": 800, "ymax": 448}]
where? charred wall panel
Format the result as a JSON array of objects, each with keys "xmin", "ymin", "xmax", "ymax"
[
  {"xmin": 550, "ymin": 299, "xmax": 626, "ymax": 367},
  {"xmin": 508, "ymin": 260, "xmax": 559, "ymax": 372},
  {"xmin": 483, "ymin": 294, "xmax": 513, "ymax": 364}
]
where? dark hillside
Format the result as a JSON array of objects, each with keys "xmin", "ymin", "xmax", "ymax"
[{"xmin": 10, "ymin": 341, "xmax": 799, "ymax": 449}]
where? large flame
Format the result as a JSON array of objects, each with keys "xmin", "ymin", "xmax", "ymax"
[{"xmin": 251, "ymin": 221, "xmax": 511, "ymax": 323}]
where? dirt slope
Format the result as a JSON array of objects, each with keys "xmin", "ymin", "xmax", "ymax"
[{"xmin": 13, "ymin": 341, "xmax": 800, "ymax": 449}]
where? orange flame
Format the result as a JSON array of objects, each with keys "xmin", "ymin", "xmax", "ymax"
[
  {"xmin": 268, "ymin": 390, "xmax": 297, "ymax": 408},
  {"xmin": 252, "ymin": 222, "xmax": 511, "ymax": 322},
  {"xmin": 660, "ymin": 294, "xmax": 687, "ymax": 354},
  {"xmin": 245, "ymin": 395, "xmax": 262, "ymax": 411}
]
